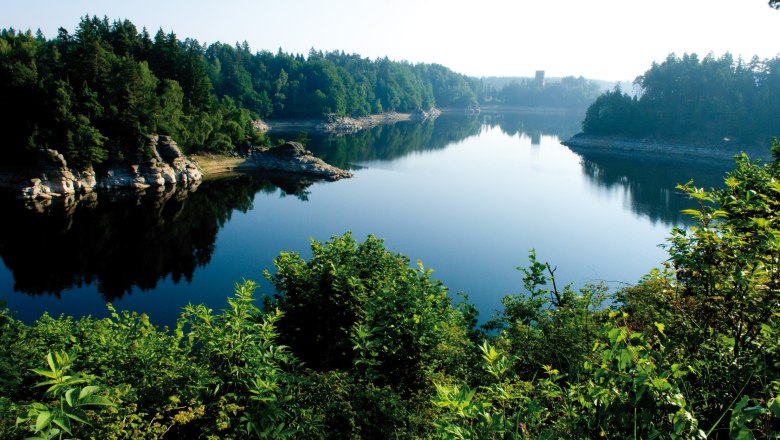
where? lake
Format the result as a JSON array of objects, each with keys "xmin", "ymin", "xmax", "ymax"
[{"xmin": 0, "ymin": 112, "xmax": 734, "ymax": 326}]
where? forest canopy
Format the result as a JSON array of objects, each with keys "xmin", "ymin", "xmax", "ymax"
[
  {"xmin": 581, "ymin": 52, "xmax": 780, "ymax": 145},
  {"xmin": 0, "ymin": 16, "xmax": 478, "ymax": 168}
]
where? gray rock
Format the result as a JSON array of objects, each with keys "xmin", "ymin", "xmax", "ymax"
[
  {"xmin": 157, "ymin": 135, "xmax": 184, "ymax": 161},
  {"xmin": 247, "ymin": 146, "xmax": 352, "ymax": 181},
  {"xmin": 14, "ymin": 136, "xmax": 204, "ymax": 200},
  {"xmin": 267, "ymin": 141, "xmax": 308, "ymax": 157}
]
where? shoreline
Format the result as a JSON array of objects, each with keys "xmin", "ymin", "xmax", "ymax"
[
  {"xmin": 562, "ymin": 133, "xmax": 773, "ymax": 163},
  {"xmin": 5, "ymin": 108, "xmax": 438, "ymax": 203},
  {"xmin": 262, "ymin": 108, "xmax": 442, "ymax": 134}
]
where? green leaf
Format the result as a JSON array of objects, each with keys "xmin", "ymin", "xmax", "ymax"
[
  {"xmin": 30, "ymin": 368, "xmax": 57, "ymax": 379},
  {"xmin": 769, "ymin": 397, "xmax": 780, "ymax": 418},
  {"xmin": 78, "ymin": 385, "xmax": 100, "ymax": 400},
  {"xmin": 51, "ymin": 415, "xmax": 73, "ymax": 435},
  {"xmin": 34, "ymin": 411, "xmax": 52, "ymax": 433},
  {"xmin": 65, "ymin": 408, "xmax": 90, "ymax": 425},
  {"xmin": 65, "ymin": 388, "xmax": 77, "ymax": 407},
  {"xmin": 681, "ymin": 208, "xmax": 703, "ymax": 217},
  {"xmin": 77, "ymin": 394, "xmax": 114, "ymax": 407},
  {"xmin": 733, "ymin": 427, "xmax": 756, "ymax": 440},
  {"xmin": 46, "ymin": 352, "xmax": 57, "ymax": 373}
]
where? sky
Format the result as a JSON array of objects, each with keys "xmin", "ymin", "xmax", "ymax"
[{"xmin": 4, "ymin": 0, "xmax": 779, "ymax": 81}]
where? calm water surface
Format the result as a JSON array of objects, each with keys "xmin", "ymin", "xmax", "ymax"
[{"xmin": 0, "ymin": 113, "xmax": 732, "ymax": 325}]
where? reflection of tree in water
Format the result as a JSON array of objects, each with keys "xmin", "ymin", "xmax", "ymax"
[
  {"xmin": 0, "ymin": 175, "xmax": 306, "ymax": 300},
  {"xmin": 278, "ymin": 115, "xmax": 484, "ymax": 168},
  {"xmin": 570, "ymin": 148, "xmax": 732, "ymax": 226},
  {"xmin": 482, "ymin": 110, "xmax": 584, "ymax": 143},
  {"xmin": 278, "ymin": 111, "xmax": 584, "ymax": 168}
]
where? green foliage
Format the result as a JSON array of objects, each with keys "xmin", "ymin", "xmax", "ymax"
[
  {"xmin": 264, "ymin": 232, "xmax": 476, "ymax": 393},
  {"xmin": 484, "ymin": 249, "xmax": 609, "ymax": 379},
  {"xmin": 619, "ymin": 140, "xmax": 780, "ymax": 435},
  {"xmin": 434, "ymin": 315, "xmax": 705, "ymax": 439},
  {"xmin": 1, "ymin": 18, "xmax": 476, "ymax": 168},
  {"xmin": 582, "ymin": 52, "xmax": 780, "ymax": 144},
  {"xmin": 16, "ymin": 351, "xmax": 114, "ymax": 439}
]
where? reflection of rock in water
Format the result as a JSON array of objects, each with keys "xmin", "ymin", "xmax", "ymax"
[
  {"xmin": 0, "ymin": 176, "xmax": 275, "ymax": 301},
  {"xmin": 268, "ymin": 176, "xmax": 313, "ymax": 201}
]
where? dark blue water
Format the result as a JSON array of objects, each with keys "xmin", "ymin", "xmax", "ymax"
[{"xmin": 0, "ymin": 113, "xmax": 732, "ymax": 326}]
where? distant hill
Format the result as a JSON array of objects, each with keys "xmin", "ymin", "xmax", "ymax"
[
  {"xmin": 475, "ymin": 75, "xmax": 609, "ymax": 110},
  {"xmin": 478, "ymin": 76, "xmax": 624, "ymax": 93}
]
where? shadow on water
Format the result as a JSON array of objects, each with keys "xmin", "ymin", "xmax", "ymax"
[
  {"xmin": 0, "ymin": 175, "xmax": 315, "ymax": 301},
  {"xmin": 568, "ymin": 147, "xmax": 734, "ymax": 226}
]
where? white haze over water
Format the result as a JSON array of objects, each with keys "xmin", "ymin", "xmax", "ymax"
[{"xmin": 4, "ymin": 0, "xmax": 779, "ymax": 81}]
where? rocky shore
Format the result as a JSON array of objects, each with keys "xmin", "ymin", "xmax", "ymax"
[
  {"xmin": 4, "ymin": 109, "xmax": 436, "ymax": 204},
  {"xmin": 195, "ymin": 141, "xmax": 352, "ymax": 180},
  {"xmin": 13, "ymin": 135, "xmax": 202, "ymax": 202},
  {"xmin": 264, "ymin": 109, "xmax": 442, "ymax": 134},
  {"xmin": 6, "ymin": 135, "xmax": 351, "ymax": 206}
]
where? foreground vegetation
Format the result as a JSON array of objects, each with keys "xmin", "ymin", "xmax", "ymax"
[{"xmin": 2, "ymin": 142, "xmax": 780, "ymax": 438}]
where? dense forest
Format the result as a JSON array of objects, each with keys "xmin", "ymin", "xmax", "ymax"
[
  {"xmin": 0, "ymin": 16, "xmax": 478, "ymax": 169},
  {"xmin": 1, "ymin": 142, "xmax": 779, "ymax": 438},
  {"xmin": 581, "ymin": 52, "xmax": 780, "ymax": 145}
]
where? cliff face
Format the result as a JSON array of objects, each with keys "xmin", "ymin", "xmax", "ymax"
[{"xmin": 16, "ymin": 135, "xmax": 203, "ymax": 201}]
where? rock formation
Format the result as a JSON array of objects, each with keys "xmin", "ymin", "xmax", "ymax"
[
  {"xmin": 244, "ymin": 141, "xmax": 352, "ymax": 180},
  {"xmin": 16, "ymin": 135, "xmax": 202, "ymax": 201}
]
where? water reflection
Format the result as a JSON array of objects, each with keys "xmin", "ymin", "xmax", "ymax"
[
  {"xmin": 276, "ymin": 115, "xmax": 483, "ymax": 169},
  {"xmin": 0, "ymin": 176, "xmax": 307, "ymax": 300},
  {"xmin": 568, "ymin": 147, "xmax": 733, "ymax": 226},
  {"xmin": 1, "ymin": 116, "xmax": 492, "ymax": 301},
  {"xmin": 481, "ymin": 110, "xmax": 584, "ymax": 144},
  {"xmin": 0, "ymin": 112, "xmax": 737, "ymax": 309}
]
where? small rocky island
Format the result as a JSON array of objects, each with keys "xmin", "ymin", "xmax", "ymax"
[{"xmin": 234, "ymin": 141, "xmax": 352, "ymax": 180}]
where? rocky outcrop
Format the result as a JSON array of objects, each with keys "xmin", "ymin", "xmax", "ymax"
[
  {"xmin": 412, "ymin": 107, "xmax": 443, "ymax": 121},
  {"xmin": 100, "ymin": 135, "xmax": 202, "ymax": 190},
  {"xmin": 16, "ymin": 135, "xmax": 202, "ymax": 201},
  {"xmin": 243, "ymin": 141, "xmax": 352, "ymax": 180},
  {"xmin": 17, "ymin": 150, "xmax": 98, "ymax": 201}
]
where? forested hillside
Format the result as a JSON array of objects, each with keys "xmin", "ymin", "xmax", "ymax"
[
  {"xmin": 0, "ymin": 16, "xmax": 477, "ymax": 168},
  {"xmin": 581, "ymin": 52, "xmax": 780, "ymax": 145}
]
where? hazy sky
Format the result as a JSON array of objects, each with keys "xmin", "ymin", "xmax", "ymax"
[{"xmin": 4, "ymin": 0, "xmax": 779, "ymax": 81}]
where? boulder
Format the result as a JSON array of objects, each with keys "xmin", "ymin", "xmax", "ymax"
[
  {"xmin": 267, "ymin": 141, "xmax": 308, "ymax": 158},
  {"xmin": 156, "ymin": 135, "xmax": 184, "ymax": 161},
  {"xmin": 247, "ymin": 145, "xmax": 352, "ymax": 181}
]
